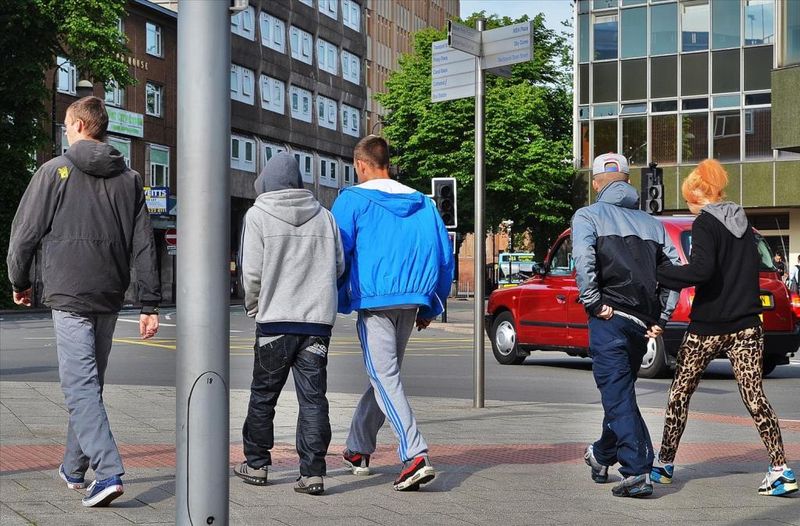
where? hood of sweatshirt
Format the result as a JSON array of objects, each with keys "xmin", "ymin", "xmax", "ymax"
[
  {"xmin": 597, "ymin": 180, "xmax": 640, "ymax": 210},
  {"xmin": 253, "ymin": 189, "xmax": 321, "ymax": 226},
  {"xmin": 346, "ymin": 186, "xmax": 426, "ymax": 217},
  {"xmin": 64, "ymin": 140, "xmax": 127, "ymax": 178},
  {"xmin": 254, "ymin": 152, "xmax": 304, "ymax": 195},
  {"xmin": 702, "ymin": 201, "xmax": 749, "ymax": 238}
]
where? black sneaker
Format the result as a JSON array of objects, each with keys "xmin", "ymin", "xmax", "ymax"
[
  {"xmin": 612, "ymin": 474, "xmax": 653, "ymax": 498},
  {"xmin": 393, "ymin": 456, "xmax": 435, "ymax": 491},
  {"xmin": 343, "ymin": 449, "xmax": 371, "ymax": 476},
  {"xmin": 233, "ymin": 462, "xmax": 268, "ymax": 486},
  {"xmin": 584, "ymin": 445, "xmax": 609, "ymax": 483},
  {"xmin": 294, "ymin": 476, "xmax": 324, "ymax": 495}
]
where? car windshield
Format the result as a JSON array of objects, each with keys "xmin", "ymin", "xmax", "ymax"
[{"xmin": 680, "ymin": 231, "xmax": 776, "ymax": 272}]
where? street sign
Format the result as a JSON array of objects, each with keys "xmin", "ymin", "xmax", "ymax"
[
  {"xmin": 447, "ymin": 20, "xmax": 481, "ymax": 56},
  {"xmin": 431, "ymin": 39, "xmax": 476, "ymax": 102},
  {"xmin": 486, "ymin": 65, "xmax": 512, "ymax": 78},
  {"xmin": 165, "ymin": 228, "xmax": 177, "ymax": 246},
  {"xmin": 480, "ymin": 21, "xmax": 534, "ymax": 70}
]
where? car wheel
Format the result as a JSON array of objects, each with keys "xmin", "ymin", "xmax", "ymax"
[
  {"xmin": 490, "ymin": 312, "xmax": 526, "ymax": 365},
  {"xmin": 762, "ymin": 358, "xmax": 778, "ymax": 377},
  {"xmin": 638, "ymin": 336, "xmax": 669, "ymax": 379}
]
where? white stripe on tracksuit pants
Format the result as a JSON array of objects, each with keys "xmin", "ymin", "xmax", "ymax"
[{"xmin": 345, "ymin": 308, "xmax": 428, "ymax": 462}]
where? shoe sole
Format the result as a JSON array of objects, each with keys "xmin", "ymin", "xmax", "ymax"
[
  {"xmin": 650, "ymin": 471, "xmax": 673, "ymax": 484},
  {"xmin": 294, "ymin": 484, "xmax": 325, "ymax": 495},
  {"xmin": 759, "ymin": 481, "xmax": 799, "ymax": 496},
  {"xmin": 343, "ymin": 459, "xmax": 370, "ymax": 476},
  {"xmin": 612, "ymin": 486, "xmax": 654, "ymax": 498},
  {"xmin": 59, "ymin": 468, "xmax": 87, "ymax": 490},
  {"xmin": 584, "ymin": 454, "xmax": 608, "ymax": 484},
  {"xmin": 393, "ymin": 466, "xmax": 435, "ymax": 491},
  {"xmin": 234, "ymin": 470, "xmax": 267, "ymax": 486},
  {"xmin": 82, "ymin": 485, "xmax": 124, "ymax": 507}
]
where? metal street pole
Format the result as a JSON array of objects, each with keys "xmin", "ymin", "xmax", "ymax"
[
  {"xmin": 176, "ymin": 2, "xmax": 231, "ymax": 525},
  {"xmin": 473, "ymin": 18, "xmax": 486, "ymax": 409}
]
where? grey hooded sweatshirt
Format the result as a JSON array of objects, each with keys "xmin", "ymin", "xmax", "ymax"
[
  {"xmin": 7, "ymin": 140, "xmax": 160, "ymax": 314},
  {"xmin": 242, "ymin": 153, "xmax": 344, "ymax": 336}
]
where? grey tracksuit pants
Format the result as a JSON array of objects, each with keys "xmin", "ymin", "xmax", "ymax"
[
  {"xmin": 53, "ymin": 310, "xmax": 124, "ymax": 480},
  {"xmin": 346, "ymin": 308, "xmax": 428, "ymax": 462}
]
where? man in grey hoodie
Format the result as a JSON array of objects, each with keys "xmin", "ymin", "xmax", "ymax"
[
  {"xmin": 7, "ymin": 96, "xmax": 160, "ymax": 508},
  {"xmin": 234, "ymin": 153, "xmax": 344, "ymax": 496}
]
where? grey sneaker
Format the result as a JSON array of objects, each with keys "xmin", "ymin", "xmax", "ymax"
[
  {"xmin": 612, "ymin": 474, "xmax": 653, "ymax": 498},
  {"xmin": 584, "ymin": 445, "xmax": 609, "ymax": 483},
  {"xmin": 294, "ymin": 475, "xmax": 324, "ymax": 495},
  {"xmin": 233, "ymin": 462, "xmax": 267, "ymax": 486}
]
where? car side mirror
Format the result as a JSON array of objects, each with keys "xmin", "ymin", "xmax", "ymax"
[{"xmin": 536, "ymin": 263, "xmax": 549, "ymax": 276}]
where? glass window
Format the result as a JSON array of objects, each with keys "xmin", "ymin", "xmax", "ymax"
[
  {"xmin": 622, "ymin": 117, "xmax": 647, "ymax": 166},
  {"xmin": 745, "ymin": 107, "xmax": 772, "ymax": 159},
  {"xmin": 579, "ymin": 14, "xmax": 590, "ymax": 63},
  {"xmin": 104, "ymin": 81, "xmax": 124, "ymax": 107},
  {"xmin": 712, "ymin": 0, "xmax": 740, "ymax": 49},
  {"xmin": 651, "ymin": 55, "xmax": 677, "ymax": 98},
  {"xmin": 682, "ymin": 113, "xmax": 709, "ymax": 163},
  {"xmin": 579, "ymin": 106, "xmax": 590, "ymax": 119},
  {"xmin": 579, "ymin": 64, "xmax": 589, "ymax": 105},
  {"xmin": 593, "ymin": 0, "xmax": 617, "ymax": 9},
  {"xmin": 713, "ymin": 94, "xmax": 740, "ymax": 108},
  {"xmin": 621, "ymin": 59, "xmax": 646, "ymax": 100},
  {"xmin": 681, "ymin": 52, "xmax": 708, "ymax": 95},
  {"xmin": 783, "ymin": 0, "xmax": 800, "ymax": 66},
  {"xmin": 651, "ymin": 3, "xmax": 678, "ymax": 55},
  {"xmin": 712, "ymin": 110, "xmax": 740, "ymax": 161},
  {"xmin": 682, "ymin": 98, "xmax": 708, "ymax": 110},
  {"xmin": 343, "ymin": 0, "xmax": 361, "ymax": 32},
  {"xmin": 745, "ymin": 92, "xmax": 770, "ymax": 105},
  {"xmin": 231, "ymin": 6, "xmax": 256, "ymax": 40},
  {"xmin": 594, "ymin": 119, "xmax": 618, "ymax": 157},
  {"xmin": 593, "ymin": 14, "xmax": 618, "ymax": 60},
  {"xmin": 290, "ymin": 26, "xmax": 313, "ymax": 64},
  {"xmin": 107, "ymin": 137, "xmax": 131, "ymax": 167},
  {"xmin": 146, "ymin": 22, "xmax": 162, "ymax": 57},
  {"xmin": 681, "ymin": 0, "xmax": 709, "ymax": 52},
  {"xmin": 592, "ymin": 61, "xmax": 617, "ymax": 102},
  {"xmin": 621, "ymin": 0, "xmax": 645, "ymax": 5},
  {"xmin": 146, "ymin": 82, "xmax": 163, "ymax": 117},
  {"xmin": 548, "ymin": 237, "xmax": 574, "ymax": 276},
  {"xmin": 621, "ymin": 7, "xmax": 646, "ymax": 58},
  {"xmin": 148, "ymin": 144, "xmax": 170, "ymax": 187},
  {"xmin": 580, "ymin": 122, "xmax": 590, "ymax": 168},
  {"xmin": 621, "ymin": 102, "xmax": 647, "ymax": 114},
  {"xmin": 593, "ymin": 103, "xmax": 619, "ymax": 117},
  {"xmin": 712, "ymin": 49, "xmax": 740, "ymax": 93},
  {"xmin": 745, "ymin": 0, "xmax": 774, "ymax": 46},
  {"xmin": 744, "ymin": 45, "xmax": 773, "ymax": 90},
  {"xmin": 652, "ymin": 100, "xmax": 678, "ymax": 112},
  {"xmin": 578, "ymin": 0, "xmax": 590, "ymax": 14},
  {"xmin": 56, "ymin": 57, "xmax": 77, "ymax": 95},
  {"xmin": 260, "ymin": 13, "xmax": 286, "ymax": 53},
  {"xmin": 652, "ymin": 114, "xmax": 678, "ymax": 164}
]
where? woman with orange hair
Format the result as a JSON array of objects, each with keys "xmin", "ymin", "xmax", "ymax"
[{"xmin": 650, "ymin": 159, "xmax": 797, "ymax": 496}]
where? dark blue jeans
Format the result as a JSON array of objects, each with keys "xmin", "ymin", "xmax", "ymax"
[
  {"xmin": 242, "ymin": 334, "xmax": 331, "ymax": 476},
  {"xmin": 588, "ymin": 315, "xmax": 654, "ymax": 477}
]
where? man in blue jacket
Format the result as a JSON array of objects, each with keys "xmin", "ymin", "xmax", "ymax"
[{"xmin": 333, "ymin": 135, "xmax": 454, "ymax": 491}]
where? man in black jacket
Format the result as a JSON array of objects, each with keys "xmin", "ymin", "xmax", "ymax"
[
  {"xmin": 572, "ymin": 153, "xmax": 680, "ymax": 498},
  {"xmin": 7, "ymin": 96, "xmax": 160, "ymax": 508}
]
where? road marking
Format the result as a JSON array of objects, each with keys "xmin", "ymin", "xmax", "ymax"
[{"xmin": 113, "ymin": 338, "xmax": 176, "ymax": 350}]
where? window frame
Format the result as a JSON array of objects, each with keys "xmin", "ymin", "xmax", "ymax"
[
  {"xmin": 147, "ymin": 143, "xmax": 170, "ymax": 188},
  {"xmin": 289, "ymin": 85, "xmax": 313, "ymax": 123},
  {"xmin": 260, "ymin": 12, "xmax": 286, "ymax": 53},
  {"xmin": 231, "ymin": 5, "xmax": 256, "ymax": 40},
  {"xmin": 146, "ymin": 22, "xmax": 163, "ymax": 57},
  {"xmin": 56, "ymin": 57, "xmax": 77, "ymax": 95},
  {"xmin": 231, "ymin": 134, "xmax": 256, "ymax": 172},
  {"xmin": 145, "ymin": 82, "xmax": 164, "ymax": 117}
]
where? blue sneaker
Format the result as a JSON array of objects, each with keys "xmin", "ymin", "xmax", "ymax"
[
  {"xmin": 82, "ymin": 476, "xmax": 124, "ymax": 507},
  {"xmin": 650, "ymin": 463, "xmax": 674, "ymax": 484},
  {"xmin": 58, "ymin": 464, "xmax": 87, "ymax": 490},
  {"xmin": 758, "ymin": 465, "xmax": 798, "ymax": 496}
]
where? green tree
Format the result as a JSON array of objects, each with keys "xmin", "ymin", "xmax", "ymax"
[
  {"xmin": 378, "ymin": 13, "xmax": 575, "ymax": 256},
  {"xmin": 0, "ymin": 0, "xmax": 131, "ymax": 308}
]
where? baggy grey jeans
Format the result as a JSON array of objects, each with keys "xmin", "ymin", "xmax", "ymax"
[
  {"xmin": 346, "ymin": 308, "xmax": 428, "ymax": 462},
  {"xmin": 52, "ymin": 310, "xmax": 124, "ymax": 480}
]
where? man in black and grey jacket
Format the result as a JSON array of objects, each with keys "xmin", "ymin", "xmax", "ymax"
[
  {"xmin": 572, "ymin": 153, "xmax": 680, "ymax": 498},
  {"xmin": 7, "ymin": 96, "xmax": 160, "ymax": 508}
]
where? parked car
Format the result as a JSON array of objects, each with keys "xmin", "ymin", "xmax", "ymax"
[{"xmin": 485, "ymin": 216, "xmax": 800, "ymax": 378}]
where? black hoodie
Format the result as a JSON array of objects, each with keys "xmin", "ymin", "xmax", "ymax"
[{"xmin": 7, "ymin": 140, "xmax": 161, "ymax": 314}]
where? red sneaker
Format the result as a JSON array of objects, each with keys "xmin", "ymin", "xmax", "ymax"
[
  {"xmin": 343, "ymin": 449, "xmax": 371, "ymax": 476},
  {"xmin": 393, "ymin": 455, "xmax": 435, "ymax": 491}
]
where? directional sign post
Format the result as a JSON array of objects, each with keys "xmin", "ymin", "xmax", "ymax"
[{"xmin": 432, "ymin": 19, "xmax": 534, "ymax": 409}]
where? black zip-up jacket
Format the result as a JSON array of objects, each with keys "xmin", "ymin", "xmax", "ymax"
[
  {"xmin": 657, "ymin": 203, "xmax": 761, "ymax": 335},
  {"xmin": 7, "ymin": 140, "xmax": 160, "ymax": 314},
  {"xmin": 571, "ymin": 181, "xmax": 680, "ymax": 327}
]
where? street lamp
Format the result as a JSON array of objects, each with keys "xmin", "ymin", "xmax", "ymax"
[
  {"xmin": 76, "ymin": 79, "xmax": 94, "ymax": 98},
  {"xmin": 501, "ymin": 219, "xmax": 514, "ymax": 281}
]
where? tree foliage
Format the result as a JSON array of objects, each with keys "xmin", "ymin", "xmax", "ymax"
[
  {"xmin": 378, "ymin": 12, "xmax": 575, "ymax": 255},
  {"xmin": 0, "ymin": 0, "xmax": 131, "ymax": 308}
]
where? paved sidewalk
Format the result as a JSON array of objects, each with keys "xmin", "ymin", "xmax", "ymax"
[{"xmin": 1, "ymin": 381, "xmax": 799, "ymax": 525}]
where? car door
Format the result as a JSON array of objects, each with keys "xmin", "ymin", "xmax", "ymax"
[{"xmin": 517, "ymin": 236, "xmax": 573, "ymax": 347}]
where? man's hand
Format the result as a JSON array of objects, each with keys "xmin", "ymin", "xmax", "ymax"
[
  {"xmin": 139, "ymin": 314, "xmax": 159, "ymax": 339},
  {"xmin": 646, "ymin": 325, "xmax": 664, "ymax": 339},
  {"xmin": 12, "ymin": 289, "xmax": 32, "ymax": 307},
  {"xmin": 597, "ymin": 304, "xmax": 614, "ymax": 320},
  {"xmin": 415, "ymin": 317, "xmax": 432, "ymax": 331}
]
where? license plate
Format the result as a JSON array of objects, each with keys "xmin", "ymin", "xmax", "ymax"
[{"xmin": 760, "ymin": 294, "xmax": 773, "ymax": 308}]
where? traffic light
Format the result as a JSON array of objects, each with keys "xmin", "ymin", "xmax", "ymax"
[
  {"xmin": 431, "ymin": 177, "xmax": 457, "ymax": 228},
  {"xmin": 641, "ymin": 162, "xmax": 663, "ymax": 215}
]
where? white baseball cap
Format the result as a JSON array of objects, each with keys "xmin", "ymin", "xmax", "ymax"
[{"xmin": 592, "ymin": 153, "xmax": 629, "ymax": 177}]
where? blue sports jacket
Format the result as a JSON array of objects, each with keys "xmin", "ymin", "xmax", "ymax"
[{"xmin": 331, "ymin": 184, "xmax": 454, "ymax": 318}]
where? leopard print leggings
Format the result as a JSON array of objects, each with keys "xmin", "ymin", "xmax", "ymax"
[{"xmin": 658, "ymin": 325, "xmax": 786, "ymax": 466}]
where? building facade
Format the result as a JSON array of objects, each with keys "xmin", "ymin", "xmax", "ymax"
[
  {"xmin": 46, "ymin": 0, "xmax": 178, "ymax": 303},
  {"xmin": 573, "ymin": 0, "xmax": 800, "ymax": 262},
  {"xmin": 364, "ymin": 0, "xmax": 460, "ymax": 133}
]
